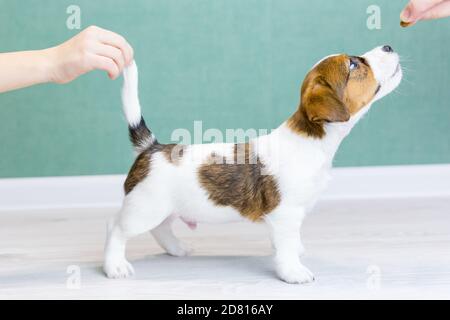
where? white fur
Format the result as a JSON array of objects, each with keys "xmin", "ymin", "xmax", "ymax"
[
  {"xmin": 121, "ymin": 61, "xmax": 142, "ymax": 127},
  {"xmin": 104, "ymin": 47, "xmax": 402, "ymax": 283},
  {"xmin": 121, "ymin": 62, "xmax": 156, "ymax": 152},
  {"xmin": 364, "ymin": 46, "xmax": 403, "ymax": 101}
]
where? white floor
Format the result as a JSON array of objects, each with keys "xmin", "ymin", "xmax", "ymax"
[{"xmin": 0, "ymin": 197, "xmax": 449, "ymax": 300}]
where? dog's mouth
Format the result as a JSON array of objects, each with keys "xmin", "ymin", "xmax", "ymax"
[
  {"xmin": 374, "ymin": 64, "xmax": 401, "ymax": 97},
  {"xmin": 390, "ymin": 63, "xmax": 401, "ymax": 79}
]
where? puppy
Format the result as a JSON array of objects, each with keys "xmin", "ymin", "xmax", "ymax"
[{"xmin": 104, "ymin": 45, "xmax": 402, "ymax": 284}]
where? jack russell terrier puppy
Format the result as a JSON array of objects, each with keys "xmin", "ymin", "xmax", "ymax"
[{"xmin": 104, "ymin": 45, "xmax": 402, "ymax": 284}]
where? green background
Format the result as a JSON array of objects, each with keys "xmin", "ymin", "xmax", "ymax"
[{"xmin": 0, "ymin": 0, "xmax": 449, "ymax": 178}]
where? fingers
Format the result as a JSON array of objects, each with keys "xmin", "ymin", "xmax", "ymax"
[
  {"xmin": 94, "ymin": 44, "xmax": 125, "ymax": 75},
  {"xmin": 94, "ymin": 26, "xmax": 134, "ymax": 66},
  {"xmin": 420, "ymin": 0, "xmax": 450, "ymax": 20},
  {"xmin": 80, "ymin": 25, "xmax": 134, "ymax": 80},
  {"xmin": 401, "ymin": 0, "xmax": 448, "ymax": 23},
  {"xmin": 89, "ymin": 54, "xmax": 120, "ymax": 80},
  {"xmin": 50, "ymin": 25, "xmax": 134, "ymax": 83}
]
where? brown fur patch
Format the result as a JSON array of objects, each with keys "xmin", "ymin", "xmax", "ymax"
[
  {"xmin": 124, "ymin": 143, "xmax": 186, "ymax": 195},
  {"xmin": 198, "ymin": 143, "xmax": 281, "ymax": 221},
  {"xmin": 161, "ymin": 144, "xmax": 186, "ymax": 165},
  {"xmin": 124, "ymin": 151, "xmax": 150, "ymax": 194},
  {"xmin": 287, "ymin": 54, "xmax": 378, "ymax": 138},
  {"xmin": 343, "ymin": 57, "xmax": 378, "ymax": 114}
]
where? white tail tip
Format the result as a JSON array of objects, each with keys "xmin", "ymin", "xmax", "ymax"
[{"xmin": 121, "ymin": 61, "xmax": 142, "ymax": 127}]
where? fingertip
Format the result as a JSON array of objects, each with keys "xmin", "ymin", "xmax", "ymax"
[
  {"xmin": 400, "ymin": 5, "xmax": 412, "ymax": 22},
  {"xmin": 107, "ymin": 71, "xmax": 117, "ymax": 80}
]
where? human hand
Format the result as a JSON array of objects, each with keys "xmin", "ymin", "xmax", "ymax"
[
  {"xmin": 401, "ymin": 0, "xmax": 450, "ymax": 27},
  {"xmin": 47, "ymin": 25, "xmax": 134, "ymax": 83}
]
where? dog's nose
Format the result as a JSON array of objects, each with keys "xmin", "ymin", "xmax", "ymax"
[{"xmin": 382, "ymin": 45, "xmax": 394, "ymax": 53}]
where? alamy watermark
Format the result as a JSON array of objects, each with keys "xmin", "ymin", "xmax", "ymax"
[
  {"xmin": 66, "ymin": 5, "xmax": 81, "ymax": 30},
  {"xmin": 66, "ymin": 265, "xmax": 81, "ymax": 289},
  {"xmin": 367, "ymin": 5, "xmax": 382, "ymax": 30},
  {"xmin": 366, "ymin": 265, "xmax": 382, "ymax": 291},
  {"xmin": 167, "ymin": 121, "xmax": 280, "ymax": 175}
]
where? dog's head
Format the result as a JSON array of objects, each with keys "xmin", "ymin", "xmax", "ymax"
[{"xmin": 289, "ymin": 46, "xmax": 402, "ymax": 138}]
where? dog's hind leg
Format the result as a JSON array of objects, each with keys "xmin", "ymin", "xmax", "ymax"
[
  {"xmin": 103, "ymin": 215, "xmax": 135, "ymax": 279},
  {"xmin": 151, "ymin": 216, "xmax": 192, "ymax": 257},
  {"xmin": 103, "ymin": 190, "xmax": 171, "ymax": 279}
]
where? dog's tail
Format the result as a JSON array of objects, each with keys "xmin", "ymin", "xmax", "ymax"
[{"xmin": 121, "ymin": 61, "xmax": 157, "ymax": 153}]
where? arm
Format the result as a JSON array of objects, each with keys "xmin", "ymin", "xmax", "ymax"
[
  {"xmin": 0, "ymin": 25, "xmax": 134, "ymax": 93},
  {"xmin": 0, "ymin": 49, "xmax": 55, "ymax": 93}
]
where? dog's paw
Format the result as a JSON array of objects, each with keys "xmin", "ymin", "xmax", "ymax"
[
  {"xmin": 277, "ymin": 264, "xmax": 315, "ymax": 284},
  {"xmin": 166, "ymin": 241, "xmax": 192, "ymax": 257},
  {"xmin": 103, "ymin": 259, "xmax": 135, "ymax": 279}
]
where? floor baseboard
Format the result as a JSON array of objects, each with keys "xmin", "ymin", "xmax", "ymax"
[{"xmin": 0, "ymin": 164, "xmax": 449, "ymax": 212}]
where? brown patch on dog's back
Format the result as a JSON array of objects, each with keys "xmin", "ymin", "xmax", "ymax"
[
  {"xmin": 124, "ymin": 151, "xmax": 150, "ymax": 194},
  {"xmin": 198, "ymin": 143, "xmax": 281, "ymax": 221},
  {"xmin": 161, "ymin": 144, "xmax": 186, "ymax": 165},
  {"xmin": 124, "ymin": 143, "xmax": 186, "ymax": 195}
]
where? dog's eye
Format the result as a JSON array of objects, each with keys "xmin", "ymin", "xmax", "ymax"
[{"xmin": 349, "ymin": 59, "xmax": 358, "ymax": 71}]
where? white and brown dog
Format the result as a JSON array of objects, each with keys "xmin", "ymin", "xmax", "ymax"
[{"xmin": 104, "ymin": 45, "xmax": 402, "ymax": 284}]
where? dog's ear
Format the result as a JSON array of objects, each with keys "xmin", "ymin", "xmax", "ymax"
[{"xmin": 302, "ymin": 76, "xmax": 350, "ymax": 123}]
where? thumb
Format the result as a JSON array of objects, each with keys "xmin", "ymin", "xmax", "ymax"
[{"xmin": 400, "ymin": 3, "xmax": 416, "ymax": 23}]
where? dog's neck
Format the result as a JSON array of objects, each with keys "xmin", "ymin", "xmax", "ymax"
[{"xmin": 280, "ymin": 105, "xmax": 371, "ymax": 162}]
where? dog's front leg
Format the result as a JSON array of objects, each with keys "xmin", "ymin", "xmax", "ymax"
[{"xmin": 266, "ymin": 207, "xmax": 314, "ymax": 284}]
